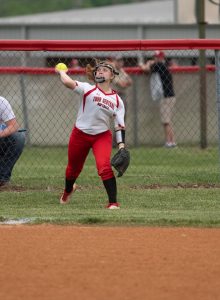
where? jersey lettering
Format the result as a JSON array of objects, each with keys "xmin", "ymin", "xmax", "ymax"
[{"xmin": 93, "ymin": 96, "xmax": 102, "ymax": 103}]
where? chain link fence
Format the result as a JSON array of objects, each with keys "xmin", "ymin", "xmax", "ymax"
[{"xmin": 0, "ymin": 41, "xmax": 220, "ymax": 187}]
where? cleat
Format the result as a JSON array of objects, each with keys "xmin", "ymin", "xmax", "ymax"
[
  {"xmin": 106, "ymin": 202, "xmax": 120, "ymax": 209},
  {"xmin": 60, "ymin": 183, "xmax": 77, "ymax": 204}
]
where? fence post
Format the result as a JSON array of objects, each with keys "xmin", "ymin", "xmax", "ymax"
[
  {"xmin": 19, "ymin": 45, "xmax": 30, "ymax": 145},
  {"xmin": 132, "ymin": 75, "xmax": 138, "ymax": 146},
  {"xmin": 197, "ymin": 0, "xmax": 207, "ymax": 149},
  {"xmin": 215, "ymin": 50, "xmax": 220, "ymax": 174},
  {"xmin": 199, "ymin": 50, "xmax": 207, "ymax": 149},
  {"xmin": 19, "ymin": 74, "xmax": 30, "ymax": 145}
]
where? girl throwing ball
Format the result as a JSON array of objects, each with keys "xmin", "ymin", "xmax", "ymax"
[{"xmin": 56, "ymin": 59, "xmax": 127, "ymax": 209}]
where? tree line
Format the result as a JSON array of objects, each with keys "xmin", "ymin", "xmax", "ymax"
[{"xmin": 0, "ymin": 0, "xmax": 146, "ymax": 17}]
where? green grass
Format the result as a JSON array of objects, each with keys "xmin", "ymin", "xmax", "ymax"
[{"xmin": 0, "ymin": 145, "xmax": 220, "ymax": 227}]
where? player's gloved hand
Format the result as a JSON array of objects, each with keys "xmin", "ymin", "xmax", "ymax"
[{"xmin": 111, "ymin": 148, "xmax": 130, "ymax": 177}]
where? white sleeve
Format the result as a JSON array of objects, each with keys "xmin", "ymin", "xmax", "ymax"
[
  {"xmin": 114, "ymin": 97, "xmax": 125, "ymax": 129},
  {"xmin": 0, "ymin": 97, "xmax": 16, "ymax": 123},
  {"xmin": 74, "ymin": 81, "xmax": 94, "ymax": 95}
]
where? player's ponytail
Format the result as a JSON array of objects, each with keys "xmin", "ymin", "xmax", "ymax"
[
  {"xmin": 86, "ymin": 58, "xmax": 99, "ymax": 82},
  {"xmin": 85, "ymin": 64, "xmax": 95, "ymax": 82}
]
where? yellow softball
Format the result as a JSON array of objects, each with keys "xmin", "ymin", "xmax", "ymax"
[{"xmin": 55, "ymin": 63, "xmax": 68, "ymax": 71}]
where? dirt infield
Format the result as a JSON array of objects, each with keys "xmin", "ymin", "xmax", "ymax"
[{"xmin": 0, "ymin": 225, "xmax": 220, "ymax": 300}]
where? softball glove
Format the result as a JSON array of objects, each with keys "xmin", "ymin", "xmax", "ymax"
[{"xmin": 111, "ymin": 148, "xmax": 130, "ymax": 177}]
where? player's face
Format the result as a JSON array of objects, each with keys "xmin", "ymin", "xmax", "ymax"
[{"xmin": 96, "ymin": 66, "xmax": 113, "ymax": 82}]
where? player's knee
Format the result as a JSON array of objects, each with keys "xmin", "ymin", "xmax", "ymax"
[
  {"xmin": 66, "ymin": 165, "xmax": 81, "ymax": 179},
  {"xmin": 98, "ymin": 165, "xmax": 114, "ymax": 181}
]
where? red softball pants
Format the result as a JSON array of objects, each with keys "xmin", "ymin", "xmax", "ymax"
[{"xmin": 66, "ymin": 127, "xmax": 114, "ymax": 181}]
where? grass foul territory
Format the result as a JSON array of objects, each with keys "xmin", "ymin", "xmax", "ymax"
[{"xmin": 0, "ymin": 146, "xmax": 220, "ymax": 227}]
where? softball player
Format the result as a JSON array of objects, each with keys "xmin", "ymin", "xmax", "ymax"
[{"xmin": 56, "ymin": 59, "xmax": 127, "ymax": 209}]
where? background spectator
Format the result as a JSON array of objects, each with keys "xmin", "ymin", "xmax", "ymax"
[
  {"xmin": 111, "ymin": 54, "xmax": 133, "ymax": 114},
  {"xmin": 69, "ymin": 58, "xmax": 81, "ymax": 69},
  {"xmin": 139, "ymin": 51, "xmax": 177, "ymax": 148}
]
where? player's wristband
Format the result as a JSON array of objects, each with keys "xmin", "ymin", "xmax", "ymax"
[{"xmin": 115, "ymin": 129, "xmax": 125, "ymax": 145}]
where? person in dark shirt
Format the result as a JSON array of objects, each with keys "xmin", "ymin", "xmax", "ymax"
[{"xmin": 139, "ymin": 51, "xmax": 177, "ymax": 148}]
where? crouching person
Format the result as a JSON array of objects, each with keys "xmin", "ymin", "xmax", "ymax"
[{"xmin": 0, "ymin": 96, "xmax": 25, "ymax": 187}]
